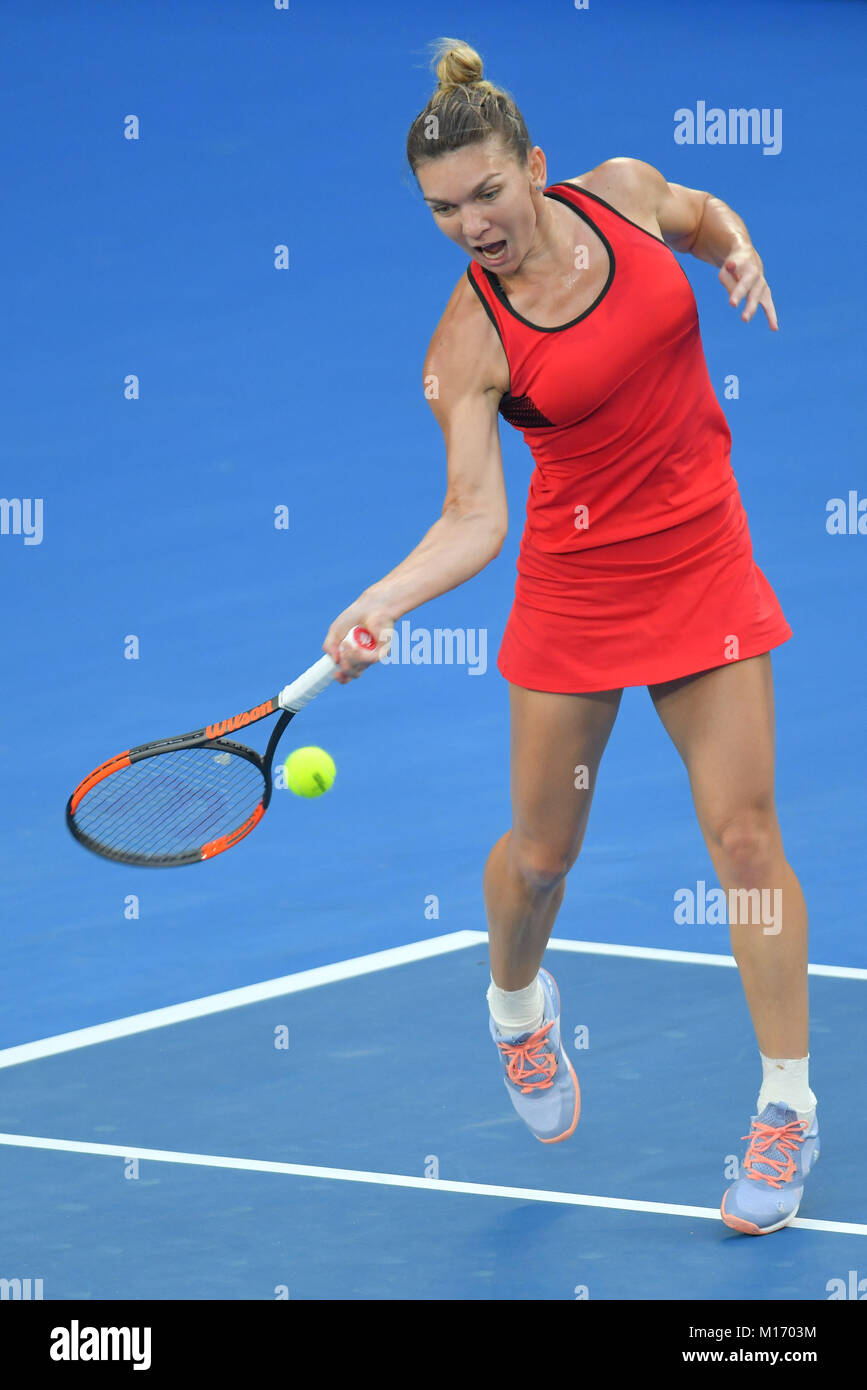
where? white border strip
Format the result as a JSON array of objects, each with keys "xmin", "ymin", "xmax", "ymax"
[
  {"xmin": 0, "ymin": 931, "xmax": 482, "ymax": 1072},
  {"xmin": 545, "ymin": 937, "xmax": 867, "ymax": 979},
  {"xmin": 0, "ymin": 1131, "xmax": 863, "ymax": 1236},
  {"xmin": 0, "ymin": 930, "xmax": 863, "ymax": 1073}
]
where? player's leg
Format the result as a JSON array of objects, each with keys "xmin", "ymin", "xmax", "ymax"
[
  {"xmin": 647, "ymin": 654, "xmax": 807, "ymax": 1057},
  {"xmin": 483, "ymin": 682, "xmax": 623, "ymax": 1143},
  {"xmin": 484, "ymin": 682, "xmax": 624, "ymax": 989},
  {"xmin": 648, "ymin": 653, "xmax": 818, "ymax": 1232}
]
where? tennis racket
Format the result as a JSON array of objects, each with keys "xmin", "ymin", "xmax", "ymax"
[{"xmin": 65, "ymin": 626, "xmax": 376, "ymax": 868}]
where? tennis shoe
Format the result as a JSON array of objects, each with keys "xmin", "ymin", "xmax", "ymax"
[
  {"xmin": 489, "ymin": 968, "xmax": 580, "ymax": 1143},
  {"xmin": 721, "ymin": 1101, "xmax": 819, "ymax": 1234}
]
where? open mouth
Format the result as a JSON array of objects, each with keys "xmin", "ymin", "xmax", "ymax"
[{"xmin": 476, "ymin": 239, "xmax": 507, "ymax": 263}]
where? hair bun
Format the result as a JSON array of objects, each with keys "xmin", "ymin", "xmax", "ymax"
[
  {"xmin": 433, "ymin": 38, "xmax": 484, "ymax": 90},
  {"xmin": 407, "ymin": 38, "xmax": 531, "ymax": 176}
]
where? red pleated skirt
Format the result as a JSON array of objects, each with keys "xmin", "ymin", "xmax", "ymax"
[{"xmin": 497, "ymin": 493, "xmax": 792, "ymax": 693}]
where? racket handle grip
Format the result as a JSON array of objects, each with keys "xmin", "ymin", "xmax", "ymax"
[{"xmin": 277, "ymin": 626, "xmax": 377, "ymax": 712}]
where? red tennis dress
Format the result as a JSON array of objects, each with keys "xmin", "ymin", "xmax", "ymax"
[{"xmin": 466, "ymin": 181, "xmax": 792, "ymax": 693}]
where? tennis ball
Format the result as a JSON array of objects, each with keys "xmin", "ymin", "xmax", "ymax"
[{"xmin": 283, "ymin": 746, "xmax": 336, "ymax": 798}]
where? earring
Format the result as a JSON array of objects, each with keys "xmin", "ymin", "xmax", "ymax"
[{"xmin": 536, "ymin": 183, "xmax": 543, "ymax": 190}]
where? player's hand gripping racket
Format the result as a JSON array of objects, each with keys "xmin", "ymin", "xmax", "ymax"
[{"xmin": 65, "ymin": 626, "xmax": 376, "ymax": 868}]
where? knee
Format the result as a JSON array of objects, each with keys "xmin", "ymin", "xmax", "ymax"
[
  {"xmin": 710, "ymin": 806, "xmax": 779, "ymax": 874},
  {"xmin": 508, "ymin": 832, "xmax": 576, "ymax": 892}
]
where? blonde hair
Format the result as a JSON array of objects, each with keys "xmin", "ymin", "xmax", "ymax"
[{"xmin": 406, "ymin": 38, "xmax": 531, "ymax": 175}]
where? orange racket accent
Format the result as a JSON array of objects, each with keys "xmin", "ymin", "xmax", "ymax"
[
  {"xmin": 199, "ymin": 801, "xmax": 266, "ymax": 860},
  {"xmin": 69, "ymin": 752, "xmax": 131, "ymax": 815},
  {"xmin": 205, "ymin": 700, "xmax": 275, "ymax": 741}
]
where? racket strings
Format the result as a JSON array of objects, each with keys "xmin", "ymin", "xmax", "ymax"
[{"xmin": 72, "ymin": 747, "xmax": 265, "ymax": 862}]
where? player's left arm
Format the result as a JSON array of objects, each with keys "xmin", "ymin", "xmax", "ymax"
[{"xmin": 586, "ymin": 157, "xmax": 778, "ymax": 331}]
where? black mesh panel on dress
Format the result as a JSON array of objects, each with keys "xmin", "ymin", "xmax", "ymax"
[{"xmin": 498, "ymin": 394, "xmax": 554, "ymax": 429}]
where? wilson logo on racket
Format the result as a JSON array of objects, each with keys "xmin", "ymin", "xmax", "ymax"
[{"xmin": 205, "ymin": 701, "xmax": 273, "ymax": 740}]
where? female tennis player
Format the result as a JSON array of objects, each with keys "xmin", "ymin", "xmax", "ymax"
[{"xmin": 323, "ymin": 38, "xmax": 817, "ymax": 1236}]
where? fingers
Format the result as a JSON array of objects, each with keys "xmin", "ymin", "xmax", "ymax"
[
  {"xmin": 323, "ymin": 617, "xmax": 393, "ymax": 684},
  {"xmin": 736, "ymin": 272, "xmax": 766, "ymax": 322},
  {"xmin": 737, "ymin": 277, "xmax": 777, "ymax": 328},
  {"xmin": 760, "ymin": 285, "xmax": 779, "ymax": 331},
  {"xmin": 719, "ymin": 257, "xmax": 778, "ymax": 329},
  {"xmin": 718, "ymin": 259, "xmax": 739, "ymax": 295},
  {"xmin": 333, "ymin": 636, "xmax": 379, "ymax": 684},
  {"xmin": 322, "ymin": 621, "xmax": 351, "ymax": 677},
  {"xmin": 723, "ymin": 258, "xmax": 758, "ymax": 311}
]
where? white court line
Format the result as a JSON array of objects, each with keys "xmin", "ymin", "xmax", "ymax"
[
  {"xmin": 0, "ymin": 931, "xmax": 482, "ymax": 1071},
  {"xmin": 0, "ymin": 930, "xmax": 863, "ymax": 1072},
  {"xmin": 0, "ymin": 1131, "xmax": 864, "ymax": 1236},
  {"xmin": 544, "ymin": 937, "xmax": 867, "ymax": 979}
]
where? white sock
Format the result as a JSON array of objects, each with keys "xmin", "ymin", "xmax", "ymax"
[
  {"xmin": 757, "ymin": 1053, "xmax": 817, "ymax": 1126},
  {"xmin": 487, "ymin": 974, "xmax": 545, "ymax": 1037}
]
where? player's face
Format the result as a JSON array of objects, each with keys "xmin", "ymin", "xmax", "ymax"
[{"xmin": 417, "ymin": 138, "xmax": 542, "ymax": 274}]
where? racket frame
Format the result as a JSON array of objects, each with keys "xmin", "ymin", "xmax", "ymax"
[
  {"xmin": 65, "ymin": 702, "xmax": 295, "ymax": 867},
  {"xmin": 65, "ymin": 625, "xmax": 375, "ymax": 867}
]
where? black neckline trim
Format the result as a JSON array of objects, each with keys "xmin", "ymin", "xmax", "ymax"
[
  {"xmin": 557, "ymin": 180, "xmax": 667, "ymax": 245},
  {"xmin": 477, "ymin": 187, "xmax": 616, "ymax": 334},
  {"xmin": 465, "ymin": 264, "xmax": 506, "ymax": 349},
  {"xmin": 556, "ymin": 180, "xmax": 693, "ymax": 293}
]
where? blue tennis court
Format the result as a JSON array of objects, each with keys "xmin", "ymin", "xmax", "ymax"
[
  {"xmin": 1, "ymin": 0, "xmax": 865, "ymax": 1304},
  {"xmin": 2, "ymin": 937, "xmax": 866, "ymax": 1300}
]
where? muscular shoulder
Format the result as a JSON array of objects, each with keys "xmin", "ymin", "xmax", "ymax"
[
  {"xmin": 423, "ymin": 271, "xmax": 510, "ymax": 404},
  {"xmin": 564, "ymin": 156, "xmax": 668, "ymax": 236}
]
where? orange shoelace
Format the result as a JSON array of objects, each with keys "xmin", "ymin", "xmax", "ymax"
[
  {"xmin": 496, "ymin": 1019, "xmax": 557, "ymax": 1094},
  {"xmin": 742, "ymin": 1118, "xmax": 808, "ymax": 1188}
]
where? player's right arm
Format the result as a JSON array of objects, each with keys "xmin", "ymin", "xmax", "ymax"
[{"xmin": 324, "ymin": 277, "xmax": 510, "ymax": 677}]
